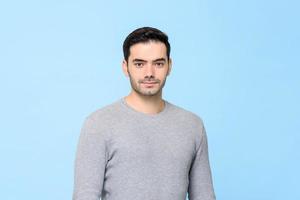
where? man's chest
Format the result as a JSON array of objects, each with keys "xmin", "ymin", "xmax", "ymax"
[{"xmin": 106, "ymin": 121, "xmax": 196, "ymax": 172}]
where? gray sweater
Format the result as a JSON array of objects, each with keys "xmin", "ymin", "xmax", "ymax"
[{"xmin": 73, "ymin": 97, "xmax": 216, "ymax": 200}]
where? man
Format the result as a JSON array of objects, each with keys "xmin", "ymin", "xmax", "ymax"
[{"xmin": 73, "ymin": 27, "xmax": 216, "ymax": 200}]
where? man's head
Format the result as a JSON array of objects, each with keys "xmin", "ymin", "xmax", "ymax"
[
  {"xmin": 123, "ymin": 27, "xmax": 171, "ymax": 63},
  {"xmin": 122, "ymin": 27, "xmax": 172, "ymax": 97}
]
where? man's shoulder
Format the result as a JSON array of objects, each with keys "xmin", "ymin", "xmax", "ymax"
[
  {"xmin": 84, "ymin": 99, "xmax": 122, "ymax": 122},
  {"xmin": 167, "ymin": 101, "xmax": 205, "ymax": 126}
]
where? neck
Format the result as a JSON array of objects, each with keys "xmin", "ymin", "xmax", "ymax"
[{"xmin": 124, "ymin": 91, "xmax": 165, "ymax": 114}]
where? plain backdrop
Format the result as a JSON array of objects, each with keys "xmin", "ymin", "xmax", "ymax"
[{"xmin": 0, "ymin": 0, "xmax": 299, "ymax": 199}]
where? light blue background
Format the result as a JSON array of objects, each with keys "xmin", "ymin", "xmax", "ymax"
[{"xmin": 0, "ymin": 0, "xmax": 299, "ymax": 199}]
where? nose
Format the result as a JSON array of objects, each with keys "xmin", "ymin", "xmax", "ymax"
[{"xmin": 144, "ymin": 63, "xmax": 155, "ymax": 78}]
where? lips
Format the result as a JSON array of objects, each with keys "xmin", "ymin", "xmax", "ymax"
[
  {"xmin": 142, "ymin": 82, "xmax": 157, "ymax": 84},
  {"xmin": 141, "ymin": 81, "xmax": 158, "ymax": 87}
]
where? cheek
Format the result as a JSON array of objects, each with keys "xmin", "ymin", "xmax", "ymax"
[
  {"xmin": 157, "ymin": 70, "xmax": 168, "ymax": 79},
  {"xmin": 129, "ymin": 73, "xmax": 142, "ymax": 83}
]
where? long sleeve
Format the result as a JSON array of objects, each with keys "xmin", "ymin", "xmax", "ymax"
[
  {"xmin": 72, "ymin": 117, "xmax": 108, "ymax": 200},
  {"xmin": 188, "ymin": 125, "xmax": 216, "ymax": 200}
]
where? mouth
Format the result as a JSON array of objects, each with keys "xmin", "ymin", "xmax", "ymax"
[
  {"xmin": 141, "ymin": 81, "xmax": 158, "ymax": 87},
  {"xmin": 142, "ymin": 81, "xmax": 157, "ymax": 84}
]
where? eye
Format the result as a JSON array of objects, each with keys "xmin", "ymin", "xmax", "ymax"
[
  {"xmin": 155, "ymin": 62, "xmax": 164, "ymax": 68},
  {"xmin": 134, "ymin": 63, "xmax": 144, "ymax": 68}
]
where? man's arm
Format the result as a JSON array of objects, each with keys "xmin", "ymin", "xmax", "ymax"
[
  {"xmin": 188, "ymin": 124, "xmax": 216, "ymax": 200},
  {"xmin": 72, "ymin": 117, "xmax": 107, "ymax": 200}
]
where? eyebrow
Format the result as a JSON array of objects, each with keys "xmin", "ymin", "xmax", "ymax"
[
  {"xmin": 153, "ymin": 58, "xmax": 167, "ymax": 62},
  {"xmin": 132, "ymin": 59, "xmax": 147, "ymax": 62},
  {"xmin": 132, "ymin": 58, "xmax": 167, "ymax": 62}
]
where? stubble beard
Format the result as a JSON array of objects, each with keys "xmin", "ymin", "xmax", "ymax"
[{"xmin": 127, "ymin": 71, "xmax": 167, "ymax": 97}]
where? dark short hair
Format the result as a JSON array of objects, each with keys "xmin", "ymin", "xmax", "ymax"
[{"xmin": 123, "ymin": 27, "xmax": 171, "ymax": 62}]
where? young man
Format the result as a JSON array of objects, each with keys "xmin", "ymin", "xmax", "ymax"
[{"xmin": 73, "ymin": 27, "xmax": 216, "ymax": 200}]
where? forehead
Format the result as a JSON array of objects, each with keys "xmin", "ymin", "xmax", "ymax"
[{"xmin": 129, "ymin": 41, "xmax": 167, "ymax": 61}]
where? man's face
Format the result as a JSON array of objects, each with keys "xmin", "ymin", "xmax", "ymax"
[{"xmin": 122, "ymin": 41, "xmax": 172, "ymax": 97}]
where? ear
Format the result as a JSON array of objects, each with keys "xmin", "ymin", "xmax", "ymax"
[
  {"xmin": 122, "ymin": 59, "xmax": 129, "ymax": 77},
  {"xmin": 167, "ymin": 58, "xmax": 172, "ymax": 76}
]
